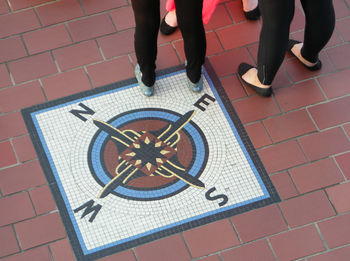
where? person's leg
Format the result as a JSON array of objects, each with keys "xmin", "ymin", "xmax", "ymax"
[
  {"xmin": 175, "ymin": 0, "xmax": 206, "ymax": 84},
  {"xmin": 255, "ymin": 0, "xmax": 294, "ymax": 85},
  {"xmin": 131, "ymin": 0, "xmax": 160, "ymax": 87},
  {"xmin": 298, "ymin": 0, "xmax": 335, "ymax": 63}
]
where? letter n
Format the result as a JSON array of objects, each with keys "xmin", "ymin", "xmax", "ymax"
[{"xmin": 70, "ymin": 103, "xmax": 95, "ymax": 122}]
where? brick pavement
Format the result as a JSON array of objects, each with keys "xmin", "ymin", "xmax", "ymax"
[{"xmin": 0, "ymin": 0, "xmax": 350, "ymax": 260}]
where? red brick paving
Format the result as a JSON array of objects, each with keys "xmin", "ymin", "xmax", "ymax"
[
  {"xmin": 53, "ymin": 40, "xmax": 103, "ymax": 72},
  {"xmin": 318, "ymin": 68, "xmax": 350, "ymax": 99},
  {"xmin": 23, "ymin": 24, "xmax": 72, "ymax": 55},
  {"xmin": 274, "ymin": 79, "xmax": 325, "ymax": 112},
  {"xmin": 49, "ymin": 238, "xmax": 76, "ymax": 261},
  {"xmin": 9, "ymin": 52, "xmax": 57, "ymax": 84},
  {"xmin": 258, "ymin": 140, "xmax": 307, "ymax": 173},
  {"xmin": 221, "ymin": 240, "xmax": 276, "ymax": 261},
  {"xmin": 326, "ymin": 182, "xmax": 350, "ymax": 214},
  {"xmin": 270, "ymin": 172, "xmax": 298, "ymax": 200},
  {"xmin": 41, "ymin": 68, "xmax": 92, "ymax": 100},
  {"xmin": 270, "ymin": 225, "xmax": 326, "ymax": 261},
  {"xmin": 0, "ymin": 192, "xmax": 35, "ymax": 227},
  {"xmin": 335, "ymin": 152, "xmax": 350, "ymax": 179},
  {"xmin": 0, "ymin": 246, "xmax": 51, "ymax": 261},
  {"xmin": 318, "ymin": 213, "xmax": 350, "ymax": 249},
  {"xmin": 0, "ymin": 81, "xmax": 45, "ymax": 113},
  {"xmin": 308, "ymin": 96, "xmax": 350, "ymax": 130},
  {"xmin": 135, "ymin": 234, "xmax": 191, "ymax": 261},
  {"xmin": 298, "ymin": 127, "xmax": 350, "ymax": 161},
  {"xmin": 11, "ymin": 135, "xmax": 37, "ymax": 163},
  {"xmin": 0, "ymin": 161, "xmax": 47, "ymax": 196},
  {"xmin": 99, "ymin": 250, "xmax": 136, "ymax": 261},
  {"xmin": 0, "ymin": 37, "xmax": 27, "ymax": 64},
  {"xmin": 0, "ymin": 64, "xmax": 11, "ymax": 88},
  {"xmin": 14, "ymin": 212, "xmax": 66, "ymax": 250},
  {"xmin": 0, "ymin": 141, "xmax": 16, "ymax": 168},
  {"xmin": 29, "ymin": 185, "xmax": 56, "ymax": 215},
  {"xmin": 279, "ymin": 190, "xmax": 335, "ymax": 228},
  {"xmin": 0, "ymin": 0, "xmax": 349, "ymax": 260},
  {"xmin": 263, "ymin": 109, "xmax": 316, "ymax": 143},
  {"xmin": 289, "ymin": 158, "xmax": 344, "ymax": 194},
  {"xmin": 244, "ymin": 121, "xmax": 272, "ymax": 149},
  {"xmin": 183, "ymin": 219, "xmax": 240, "ymax": 258},
  {"xmin": 308, "ymin": 245, "xmax": 350, "ymax": 261},
  {"xmin": 0, "ymin": 226, "xmax": 19, "ymax": 258},
  {"xmin": 231, "ymin": 204, "xmax": 287, "ymax": 242}
]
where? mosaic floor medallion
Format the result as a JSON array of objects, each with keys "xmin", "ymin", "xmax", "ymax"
[{"xmin": 22, "ymin": 61, "xmax": 280, "ymax": 260}]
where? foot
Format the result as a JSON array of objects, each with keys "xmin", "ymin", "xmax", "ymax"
[
  {"xmin": 135, "ymin": 64, "xmax": 154, "ymax": 97},
  {"xmin": 187, "ymin": 75, "xmax": 203, "ymax": 93},
  {"xmin": 242, "ymin": 0, "xmax": 260, "ymax": 20},
  {"xmin": 165, "ymin": 10, "xmax": 177, "ymax": 27},
  {"xmin": 242, "ymin": 68, "xmax": 270, "ymax": 89},
  {"xmin": 287, "ymin": 39, "xmax": 322, "ymax": 71},
  {"xmin": 160, "ymin": 11, "xmax": 178, "ymax": 35},
  {"xmin": 242, "ymin": 0, "xmax": 258, "ymax": 12},
  {"xmin": 238, "ymin": 63, "xmax": 272, "ymax": 97}
]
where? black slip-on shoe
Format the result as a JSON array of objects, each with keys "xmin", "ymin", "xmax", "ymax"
[
  {"xmin": 160, "ymin": 15, "xmax": 177, "ymax": 35},
  {"xmin": 243, "ymin": 5, "xmax": 260, "ymax": 20},
  {"xmin": 238, "ymin": 63, "xmax": 273, "ymax": 97},
  {"xmin": 287, "ymin": 39, "xmax": 322, "ymax": 71}
]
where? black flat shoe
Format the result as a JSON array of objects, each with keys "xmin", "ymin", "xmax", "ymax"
[
  {"xmin": 238, "ymin": 63, "xmax": 273, "ymax": 97},
  {"xmin": 160, "ymin": 14, "xmax": 177, "ymax": 35},
  {"xmin": 287, "ymin": 39, "xmax": 322, "ymax": 71},
  {"xmin": 243, "ymin": 5, "xmax": 260, "ymax": 20}
]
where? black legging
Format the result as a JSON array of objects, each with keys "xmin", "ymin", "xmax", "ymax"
[
  {"xmin": 257, "ymin": 0, "xmax": 335, "ymax": 85},
  {"xmin": 131, "ymin": 0, "xmax": 206, "ymax": 87}
]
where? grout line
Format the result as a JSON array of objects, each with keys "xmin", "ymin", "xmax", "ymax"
[
  {"xmin": 315, "ymin": 223, "xmax": 330, "ymax": 251},
  {"xmin": 64, "ymin": 23, "xmax": 74, "ymax": 44},
  {"xmin": 95, "ymin": 39, "xmax": 106, "ymax": 61},
  {"xmin": 32, "ymin": 6, "xmax": 43, "ymax": 27},
  {"xmin": 5, "ymin": 62, "xmax": 16, "ymax": 87},
  {"xmin": 8, "ymin": 138, "xmax": 20, "ymax": 165},
  {"xmin": 181, "ymin": 232, "xmax": 194, "ymax": 260},
  {"xmin": 132, "ymin": 248, "xmax": 138, "ymax": 261},
  {"xmin": 19, "ymin": 34, "xmax": 30, "ymax": 57},
  {"xmin": 12, "ymin": 223, "xmax": 23, "ymax": 252},
  {"xmin": 304, "ymin": 242, "xmax": 350, "ymax": 260},
  {"xmin": 266, "ymin": 238, "xmax": 279, "ymax": 261},
  {"xmin": 82, "ymin": 66, "xmax": 95, "ymax": 89},
  {"xmin": 286, "ymin": 169, "xmax": 301, "ymax": 195},
  {"xmin": 49, "ymin": 50, "xmax": 61, "ymax": 74},
  {"xmin": 77, "ymin": 0, "xmax": 87, "ymax": 16},
  {"xmin": 47, "ymin": 243, "xmax": 55, "ymax": 261},
  {"xmin": 324, "ymin": 187, "xmax": 339, "ymax": 216},
  {"xmin": 332, "ymin": 152, "xmax": 348, "ymax": 181},
  {"xmin": 229, "ymin": 218, "xmax": 243, "ymax": 244},
  {"xmin": 276, "ymin": 203, "xmax": 291, "ymax": 229},
  {"xmin": 38, "ymin": 78, "xmax": 49, "ymax": 102},
  {"xmin": 107, "ymin": 10, "xmax": 118, "ymax": 32}
]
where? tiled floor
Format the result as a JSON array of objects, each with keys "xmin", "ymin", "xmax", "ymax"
[{"xmin": 0, "ymin": 0, "xmax": 350, "ymax": 260}]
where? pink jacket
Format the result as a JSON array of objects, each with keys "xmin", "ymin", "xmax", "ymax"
[{"xmin": 165, "ymin": 0, "xmax": 220, "ymax": 24}]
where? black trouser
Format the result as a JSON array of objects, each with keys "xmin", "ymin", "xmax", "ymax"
[
  {"xmin": 257, "ymin": 0, "xmax": 335, "ymax": 85},
  {"xmin": 131, "ymin": 0, "xmax": 206, "ymax": 87}
]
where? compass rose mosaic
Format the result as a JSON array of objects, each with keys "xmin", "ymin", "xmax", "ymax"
[{"xmin": 22, "ymin": 61, "xmax": 280, "ymax": 260}]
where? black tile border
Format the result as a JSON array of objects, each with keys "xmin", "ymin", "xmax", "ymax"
[{"xmin": 22, "ymin": 59, "xmax": 280, "ymax": 261}]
